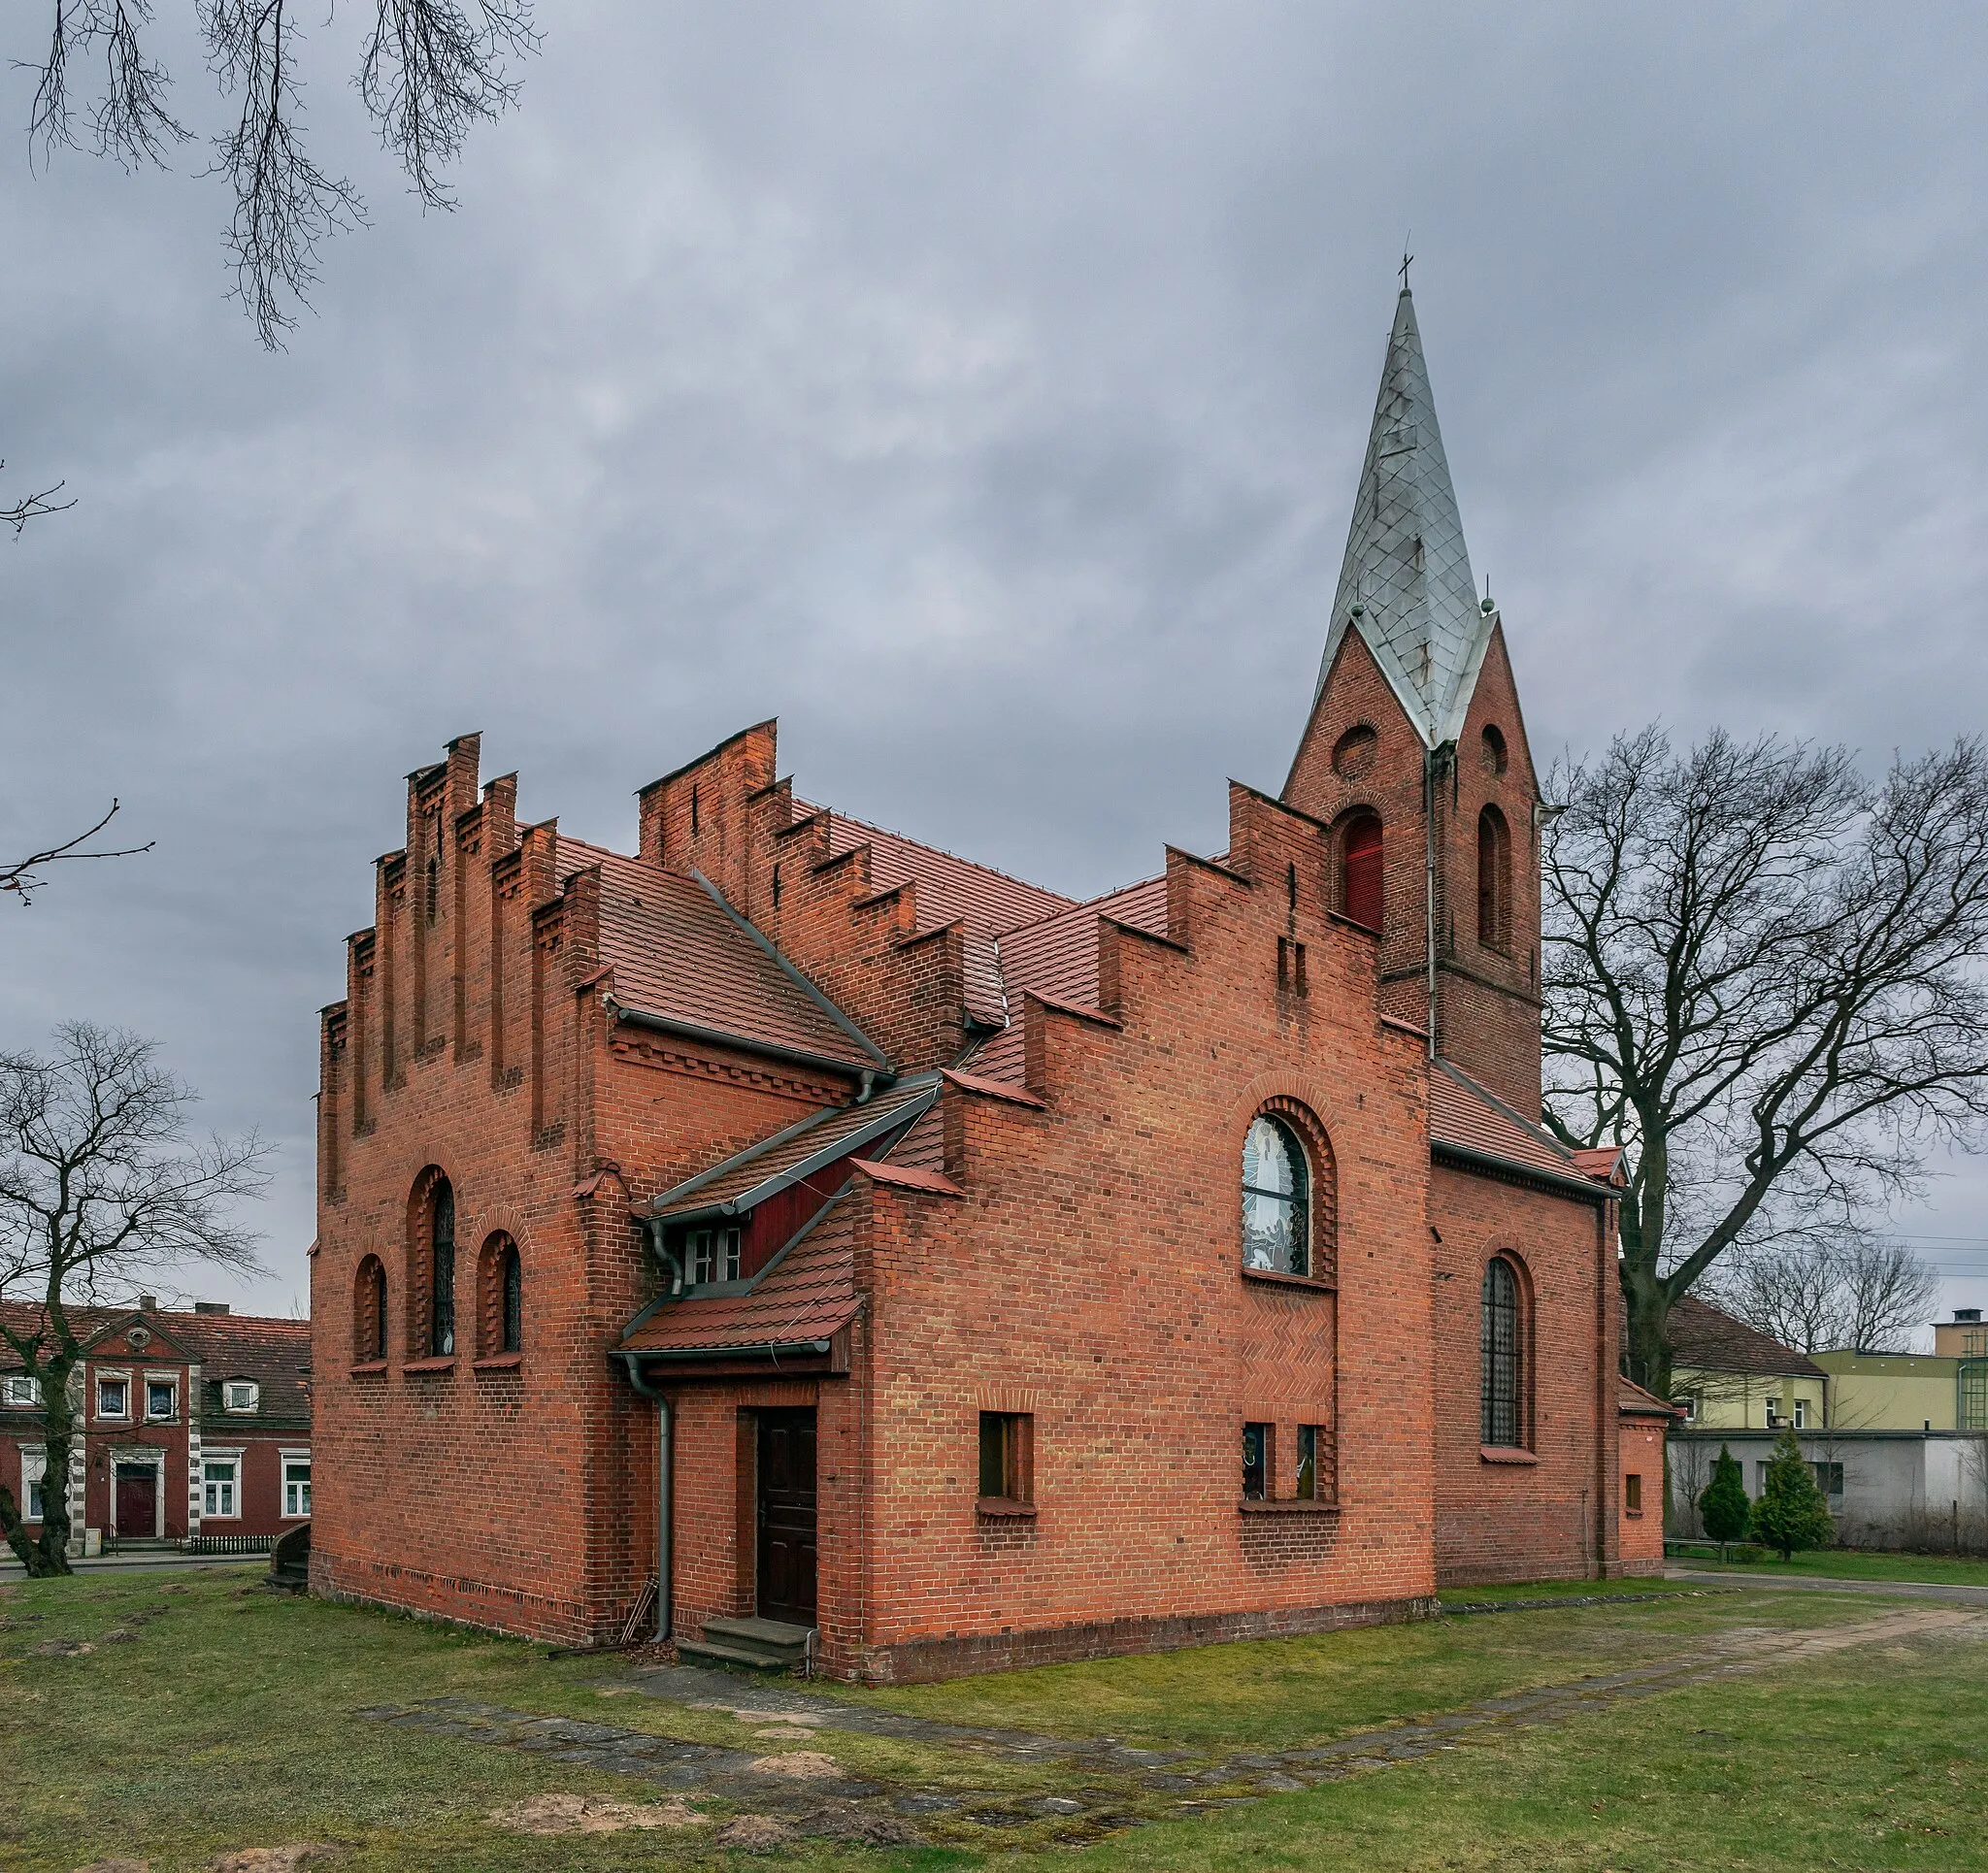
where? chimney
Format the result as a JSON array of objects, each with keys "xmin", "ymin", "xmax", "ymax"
[
  {"xmin": 193, "ymin": 1301, "xmax": 230, "ymax": 1316},
  {"xmin": 138, "ymin": 1295, "xmax": 157, "ymax": 1312}
]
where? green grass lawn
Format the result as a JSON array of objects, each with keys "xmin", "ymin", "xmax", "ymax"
[
  {"xmin": 1, "ymin": 1565, "xmax": 1982, "ymax": 1871},
  {"xmin": 1670, "ymin": 1548, "xmax": 1988, "ymax": 1587}
]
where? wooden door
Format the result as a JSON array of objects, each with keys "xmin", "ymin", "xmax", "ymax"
[
  {"xmin": 755, "ymin": 1409, "xmax": 817, "ymax": 1627},
  {"xmin": 115, "ymin": 1463, "xmax": 157, "ymax": 1537}
]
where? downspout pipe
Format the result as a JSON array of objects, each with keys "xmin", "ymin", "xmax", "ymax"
[
  {"xmin": 1423, "ymin": 742, "xmax": 1441, "ymax": 1060},
  {"xmin": 616, "ymin": 1352, "xmax": 673, "ymax": 1642}
]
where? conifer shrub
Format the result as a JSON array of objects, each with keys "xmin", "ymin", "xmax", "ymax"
[
  {"xmin": 1749, "ymin": 1427, "xmax": 1835, "ymax": 1561},
  {"xmin": 1698, "ymin": 1444, "xmax": 1750, "ymax": 1558}
]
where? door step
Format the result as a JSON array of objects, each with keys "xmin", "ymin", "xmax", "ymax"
[{"xmin": 678, "ymin": 1614, "xmax": 815, "ymax": 1673}]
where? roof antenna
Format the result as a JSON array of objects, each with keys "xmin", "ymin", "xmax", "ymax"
[
  {"xmin": 1399, "ymin": 237, "xmax": 1413, "ymax": 293},
  {"xmin": 1481, "ymin": 574, "xmax": 1495, "ymax": 616}
]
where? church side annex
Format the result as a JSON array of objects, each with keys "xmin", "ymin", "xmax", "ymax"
[{"xmin": 309, "ymin": 287, "xmax": 1632, "ymax": 1682}]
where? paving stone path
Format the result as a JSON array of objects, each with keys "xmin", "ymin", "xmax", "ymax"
[{"xmin": 355, "ymin": 1605, "xmax": 1986, "ymax": 1847}]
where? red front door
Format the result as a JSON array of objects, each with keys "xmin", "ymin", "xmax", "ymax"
[{"xmin": 115, "ymin": 1463, "xmax": 157, "ymax": 1537}]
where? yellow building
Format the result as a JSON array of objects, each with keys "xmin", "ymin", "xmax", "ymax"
[
  {"xmin": 1667, "ymin": 1294, "xmax": 1827, "ymax": 1432},
  {"xmin": 1811, "ymin": 1351, "xmax": 1960, "ymax": 1431}
]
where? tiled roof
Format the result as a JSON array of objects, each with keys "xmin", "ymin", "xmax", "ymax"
[
  {"xmin": 809, "ymin": 807, "xmax": 1074, "ymax": 939},
  {"xmin": 0, "ymin": 1300, "xmax": 310, "ymax": 1423},
  {"xmin": 1618, "ymin": 1375, "xmax": 1683, "ymax": 1419},
  {"xmin": 1428, "ymin": 1062, "xmax": 1592, "ymax": 1185},
  {"xmin": 1666, "ymin": 1294, "xmax": 1825, "ymax": 1379},
  {"xmin": 648, "ymin": 1074, "xmax": 940, "ymax": 1221},
  {"xmin": 620, "ymin": 1198, "xmax": 861, "ymax": 1355},
  {"xmin": 969, "ymin": 875, "xmax": 1171, "ymax": 1084},
  {"xmin": 558, "ymin": 838, "xmax": 881, "ymax": 1073}
]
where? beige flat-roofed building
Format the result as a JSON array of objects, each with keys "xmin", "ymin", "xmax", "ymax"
[{"xmin": 1811, "ymin": 1351, "xmax": 1963, "ymax": 1431}]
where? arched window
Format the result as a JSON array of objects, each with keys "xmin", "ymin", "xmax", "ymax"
[
  {"xmin": 1481, "ymin": 1256, "xmax": 1525, "ymax": 1447},
  {"xmin": 353, "ymin": 1256, "xmax": 387, "ymax": 1363},
  {"xmin": 478, "ymin": 1232, "xmax": 522, "ymax": 1358},
  {"xmin": 1476, "ymin": 805, "xmax": 1510, "ymax": 951},
  {"xmin": 429, "ymin": 1179, "xmax": 455, "ymax": 1356},
  {"xmin": 1242, "ymin": 1115, "xmax": 1311, "ymax": 1277},
  {"xmin": 1341, "ymin": 811, "xmax": 1383, "ymax": 933}
]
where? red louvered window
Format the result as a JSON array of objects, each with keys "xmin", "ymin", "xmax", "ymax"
[{"xmin": 1342, "ymin": 812, "xmax": 1383, "ymax": 932}]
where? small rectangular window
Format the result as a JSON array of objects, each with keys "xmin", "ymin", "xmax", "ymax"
[
  {"xmin": 977, "ymin": 1412, "xmax": 1031, "ymax": 1505},
  {"xmin": 147, "ymin": 1381, "xmax": 176, "ymax": 1421},
  {"xmin": 1793, "ymin": 1399, "xmax": 1808, "ymax": 1429},
  {"xmin": 1625, "ymin": 1472, "xmax": 1643, "ymax": 1513},
  {"xmin": 689, "ymin": 1227, "xmax": 741, "ymax": 1285},
  {"xmin": 283, "ymin": 1460, "xmax": 312, "ymax": 1519},
  {"xmin": 224, "ymin": 1381, "xmax": 259, "ymax": 1413},
  {"xmin": 203, "ymin": 1459, "xmax": 239, "ymax": 1519},
  {"xmin": 1811, "ymin": 1461, "xmax": 1843, "ymax": 1498},
  {"xmin": 1296, "ymin": 1426, "xmax": 1319, "ymax": 1500},
  {"xmin": 21, "ymin": 1451, "xmax": 47, "ymax": 1523},
  {"xmin": 96, "ymin": 1378, "xmax": 128, "ymax": 1420},
  {"xmin": 1681, "ymin": 1393, "xmax": 1700, "ymax": 1423},
  {"xmin": 1765, "ymin": 1397, "xmax": 1781, "ymax": 1427},
  {"xmin": 2, "ymin": 1375, "xmax": 39, "ymax": 1408},
  {"xmin": 1242, "ymin": 1422, "xmax": 1271, "ymax": 1501}
]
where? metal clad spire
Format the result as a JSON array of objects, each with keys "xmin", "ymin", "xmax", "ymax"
[{"xmin": 1313, "ymin": 286, "xmax": 1491, "ymax": 745}]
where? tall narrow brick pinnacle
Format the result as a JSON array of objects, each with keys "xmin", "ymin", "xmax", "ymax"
[{"xmin": 1314, "ymin": 287, "xmax": 1493, "ymax": 748}]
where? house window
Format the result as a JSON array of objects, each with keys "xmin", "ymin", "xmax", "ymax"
[
  {"xmin": 203, "ymin": 1458, "xmax": 239, "ymax": 1519},
  {"xmin": 1242, "ymin": 1423, "xmax": 1271, "ymax": 1500},
  {"xmin": 688, "ymin": 1226, "xmax": 742, "ymax": 1286},
  {"xmin": 1765, "ymin": 1397, "xmax": 1782, "ymax": 1428},
  {"xmin": 1242, "ymin": 1116, "xmax": 1310, "ymax": 1276},
  {"xmin": 1793, "ymin": 1399, "xmax": 1808, "ymax": 1429},
  {"xmin": 147, "ymin": 1380, "xmax": 177, "ymax": 1421},
  {"xmin": 96, "ymin": 1376, "xmax": 129, "ymax": 1420},
  {"xmin": 1811, "ymin": 1461, "xmax": 1844, "ymax": 1498},
  {"xmin": 283, "ymin": 1459, "xmax": 312, "ymax": 1519},
  {"xmin": 977, "ymin": 1412, "xmax": 1032, "ymax": 1506},
  {"xmin": 1340, "ymin": 811, "xmax": 1383, "ymax": 932},
  {"xmin": 1625, "ymin": 1472, "xmax": 1643, "ymax": 1514},
  {"xmin": 224, "ymin": 1381, "xmax": 259, "ymax": 1413},
  {"xmin": 1296, "ymin": 1426, "xmax": 1322, "ymax": 1501},
  {"xmin": 354, "ymin": 1255, "xmax": 387, "ymax": 1362},
  {"xmin": 1480, "ymin": 1257, "xmax": 1525, "ymax": 1448},
  {"xmin": 2, "ymin": 1375, "xmax": 39, "ymax": 1408},
  {"xmin": 21, "ymin": 1450, "xmax": 47, "ymax": 1523},
  {"xmin": 1476, "ymin": 805, "xmax": 1511, "ymax": 951},
  {"xmin": 431, "ymin": 1179, "xmax": 456, "ymax": 1356},
  {"xmin": 1680, "ymin": 1393, "xmax": 1700, "ymax": 1424}
]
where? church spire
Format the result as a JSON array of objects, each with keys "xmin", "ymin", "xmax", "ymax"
[{"xmin": 1312, "ymin": 284, "xmax": 1492, "ymax": 747}]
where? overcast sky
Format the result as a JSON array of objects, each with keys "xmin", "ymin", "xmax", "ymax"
[{"xmin": 3, "ymin": 3, "xmax": 1985, "ymax": 1326}]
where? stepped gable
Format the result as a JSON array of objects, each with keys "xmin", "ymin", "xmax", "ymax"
[
  {"xmin": 557, "ymin": 835, "xmax": 883, "ymax": 1073},
  {"xmin": 968, "ymin": 874, "xmax": 1173, "ymax": 1084},
  {"xmin": 1428, "ymin": 1059, "xmax": 1590, "ymax": 1184}
]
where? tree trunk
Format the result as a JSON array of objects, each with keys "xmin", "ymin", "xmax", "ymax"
[
  {"xmin": 0, "ymin": 1372, "xmax": 78, "ymax": 1577},
  {"xmin": 1619, "ymin": 1258, "xmax": 1673, "ymax": 1397}
]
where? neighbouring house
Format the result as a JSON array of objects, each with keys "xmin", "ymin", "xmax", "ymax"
[
  {"xmin": 1617, "ymin": 1378, "xmax": 1679, "ymax": 1573},
  {"xmin": 1809, "ymin": 1350, "xmax": 1987, "ymax": 1433},
  {"xmin": 1666, "ymin": 1295, "xmax": 1828, "ymax": 1434},
  {"xmin": 310, "ymin": 284, "xmax": 1634, "ymax": 1681},
  {"xmin": 1, "ymin": 1299, "xmax": 312, "ymax": 1553}
]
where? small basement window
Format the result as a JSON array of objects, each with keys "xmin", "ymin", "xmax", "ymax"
[
  {"xmin": 225, "ymin": 1381, "xmax": 260, "ymax": 1413},
  {"xmin": 1242, "ymin": 1422, "xmax": 1271, "ymax": 1501},
  {"xmin": 688, "ymin": 1226, "xmax": 742, "ymax": 1286},
  {"xmin": 978, "ymin": 1411, "xmax": 1032, "ymax": 1507}
]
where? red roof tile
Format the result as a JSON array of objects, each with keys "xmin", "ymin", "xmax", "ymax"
[
  {"xmin": 1618, "ymin": 1375, "xmax": 1683, "ymax": 1418},
  {"xmin": 1428, "ymin": 1063, "xmax": 1587, "ymax": 1184},
  {"xmin": 558, "ymin": 838, "xmax": 880, "ymax": 1073},
  {"xmin": 1664, "ymin": 1293, "xmax": 1825, "ymax": 1379},
  {"xmin": 808, "ymin": 806, "xmax": 1075, "ymax": 939},
  {"xmin": 850, "ymin": 1159, "xmax": 962, "ymax": 1197},
  {"xmin": 620, "ymin": 1199, "xmax": 860, "ymax": 1355}
]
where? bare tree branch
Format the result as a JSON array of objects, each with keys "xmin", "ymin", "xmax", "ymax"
[
  {"xmin": 1699, "ymin": 1229, "xmax": 1941, "ymax": 1355},
  {"xmin": 1543, "ymin": 728, "xmax": 1988, "ymax": 1393},
  {"xmin": 24, "ymin": 0, "xmax": 191, "ymax": 170},
  {"xmin": 0, "ymin": 1022, "xmax": 270, "ymax": 1574},
  {"xmin": 1, "ymin": 800, "xmax": 154, "ymax": 904},
  {"xmin": 1, "ymin": 464, "xmax": 76, "ymax": 538}
]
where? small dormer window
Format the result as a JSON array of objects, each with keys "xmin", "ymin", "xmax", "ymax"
[
  {"xmin": 225, "ymin": 1380, "xmax": 260, "ymax": 1413},
  {"xmin": 687, "ymin": 1226, "xmax": 742, "ymax": 1286}
]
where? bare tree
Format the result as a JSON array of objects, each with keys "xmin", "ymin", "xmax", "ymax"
[
  {"xmin": 0, "ymin": 1023, "xmax": 269, "ymax": 1575},
  {"xmin": 1542, "ymin": 728, "xmax": 1988, "ymax": 1396},
  {"xmin": 2, "ymin": 460, "xmax": 76, "ymax": 537},
  {"xmin": 1700, "ymin": 1229, "xmax": 1941, "ymax": 1355},
  {"xmin": 2, "ymin": 801, "xmax": 154, "ymax": 904},
  {"xmin": 22, "ymin": 2, "xmax": 539, "ymax": 346}
]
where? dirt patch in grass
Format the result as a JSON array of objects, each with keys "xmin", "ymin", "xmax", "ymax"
[
  {"xmin": 488, "ymin": 1792, "xmax": 703, "ymax": 1835},
  {"xmin": 714, "ymin": 1814, "xmax": 795, "ymax": 1851},
  {"xmin": 207, "ymin": 1848, "xmax": 340, "ymax": 1873},
  {"xmin": 745, "ymin": 1750, "xmax": 843, "ymax": 1778}
]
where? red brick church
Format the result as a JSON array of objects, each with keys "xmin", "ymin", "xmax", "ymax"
[{"xmin": 311, "ymin": 287, "xmax": 1640, "ymax": 1680}]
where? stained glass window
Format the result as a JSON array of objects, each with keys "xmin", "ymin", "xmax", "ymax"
[
  {"xmin": 1242, "ymin": 1117, "xmax": 1310, "ymax": 1276},
  {"xmin": 1480, "ymin": 1257, "xmax": 1522, "ymax": 1447},
  {"xmin": 1242, "ymin": 1423, "xmax": 1270, "ymax": 1500}
]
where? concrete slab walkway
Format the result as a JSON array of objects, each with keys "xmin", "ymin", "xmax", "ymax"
[{"xmin": 1667, "ymin": 1566, "xmax": 1988, "ymax": 1605}]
